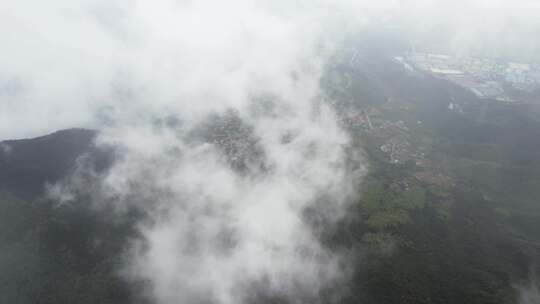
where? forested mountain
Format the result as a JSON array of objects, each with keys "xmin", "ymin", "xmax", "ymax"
[
  {"xmin": 0, "ymin": 129, "xmax": 140, "ymax": 304},
  {"xmin": 0, "ymin": 129, "xmax": 97, "ymax": 199},
  {"xmin": 2, "ymin": 51, "xmax": 540, "ymax": 304}
]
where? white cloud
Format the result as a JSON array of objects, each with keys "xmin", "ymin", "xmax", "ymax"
[{"xmin": 1, "ymin": 0, "xmax": 538, "ymax": 139}]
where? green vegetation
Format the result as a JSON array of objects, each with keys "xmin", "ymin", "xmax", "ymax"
[
  {"xmin": 0, "ymin": 191, "xmax": 138, "ymax": 304},
  {"xmin": 324, "ymin": 48, "xmax": 540, "ymax": 304},
  {"xmin": 357, "ymin": 179, "xmax": 426, "ymax": 229}
]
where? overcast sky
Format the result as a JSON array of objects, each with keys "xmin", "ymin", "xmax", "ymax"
[{"xmin": 1, "ymin": 0, "xmax": 539, "ymax": 140}]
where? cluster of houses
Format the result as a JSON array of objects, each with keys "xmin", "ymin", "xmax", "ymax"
[{"xmin": 405, "ymin": 53, "xmax": 540, "ymax": 100}]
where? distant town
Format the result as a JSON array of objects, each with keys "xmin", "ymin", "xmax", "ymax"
[
  {"xmin": 326, "ymin": 47, "xmax": 540, "ymax": 169},
  {"xmin": 396, "ymin": 53, "xmax": 540, "ymax": 101}
]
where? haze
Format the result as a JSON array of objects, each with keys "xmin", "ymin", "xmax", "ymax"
[{"xmin": 1, "ymin": 1, "xmax": 540, "ymax": 304}]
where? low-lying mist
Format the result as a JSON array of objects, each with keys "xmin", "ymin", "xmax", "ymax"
[
  {"xmin": 2, "ymin": 0, "xmax": 540, "ymax": 303},
  {"xmin": 24, "ymin": 1, "xmax": 367, "ymax": 302}
]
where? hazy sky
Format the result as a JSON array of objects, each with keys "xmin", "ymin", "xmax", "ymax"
[
  {"xmin": 1, "ymin": 1, "xmax": 539, "ymax": 303},
  {"xmin": 1, "ymin": 0, "xmax": 539, "ymax": 140}
]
